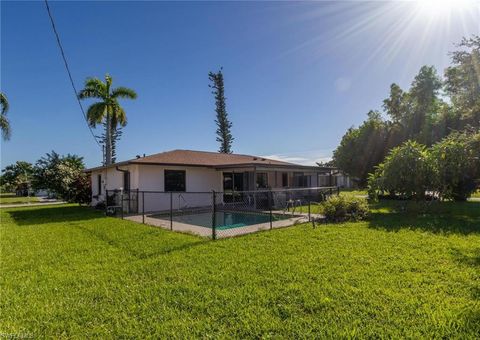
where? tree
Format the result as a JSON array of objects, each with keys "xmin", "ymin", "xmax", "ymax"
[
  {"xmin": 383, "ymin": 83, "xmax": 407, "ymax": 125},
  {"xmin": 429, "ymin": 131, "xmax": 480, "ymax": 201},
  {"xmin": 408, "ymin": 65, "xmax": 443, "ymax": 145},
  {"xmin": 334, "ymin": 36, "xmax": 478, "ymax": 190},
  {"xmin": 333, "ymin": 111, "xmax": 388, "ymax": 186},
  {"xmin": 445, "ymin": 35, "xmax": 480, "ymax": 129},
  {"xmin": 78, "ymin": 74, "xmax": 137, "ymax": 165},
  {"xmin": 209, "ymin": 69, "xmax": 233, "ymax": 153},
  {"xmin": 97, "ymin": 121, "xmax": 123, "ymax": 164},
  {"xmin": 0, "ymin": 92, "xmax": 11, "ymax": 141},
  {"xmin": 0, "ymin": 161, "xmax": 34, "ymax": 195},
  {"xmin": 368, "ymin": 141, "xmax": 433, "ymax": 200},
  {"xmin": 33, "ymin": 151, "xmax": 90, "ymax": 203}
]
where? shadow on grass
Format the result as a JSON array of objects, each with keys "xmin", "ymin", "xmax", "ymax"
[
  {"xmin": 451, "ymin": 248, "xmax": 480, "ymax": 268},
  {"xmin": 450, "ymin": 248, "xmax": 480, "ymax": 333},
  {"xmin": 368, "ymin": 200, "xmax": 480, "ymax": 235},
  {"xmin": 73, "ymin": 223, "xmax": 208, "ymax": 260},
  {"xmin": 7, "ymin": 205, "xmax": 208, "ymax": 259},
  {"xmin": 7, "ymin": 205, "xmax": 104, "ymax": 226}
]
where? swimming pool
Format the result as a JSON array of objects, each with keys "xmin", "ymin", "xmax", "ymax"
[{"xmin": 154, "ymin": 211, "xmax": 288, "ymax": 230}]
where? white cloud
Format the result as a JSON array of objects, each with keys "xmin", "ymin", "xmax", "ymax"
[
  {"xmin": 262, "ymin": 149, "xmax": 333, "ymax": 166},
  {"xmin": 262, "ymin": 155, "xmax": 311, "ymax": 164}
]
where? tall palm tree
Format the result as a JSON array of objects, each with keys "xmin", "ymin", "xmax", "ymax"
[
  {"xmin": 0, "ymin": 92, "xmax": 11, "ymax": 141},
  {"xmin": 78, "ymin": 75, "xmax": 137, "ymax": 165}
]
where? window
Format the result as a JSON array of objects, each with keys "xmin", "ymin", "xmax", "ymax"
[
  {"xmin": 223, "ymin": 172, "xmax": 244, "ymax": 191},
  {"xmin": 223, "ymin": 172, "xmax": 233, "ymax": 191},
  {"xmin": 97, "ymin": 174, "xmax": 102, "ymax": 195},
  {"xmin": 123, "ymin": 171, "xmax": 130, "ymax": 191},
  {"xmin": 282, "ymin": 173, "xmax": 288, "ymax": 187},
  {"xmin": 293, "ymin": 172, "xmax": 309, "ymax": 187},
  {"xmin": 165, "ymin": 170, "xmax": 186, "ymax": 192},
  {"xmin": 256, "ymin": 173, "xmax": 268, "ymax": 189}
]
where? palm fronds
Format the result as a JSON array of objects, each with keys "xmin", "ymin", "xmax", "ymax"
[
  {"xmin": 111, "ymin": 87, "xmax": 137, "ymax": 99},
  {"xmin": 0, "ymin": 92, "xmax": 9, "ymax": 115},
  {"xmin": 0, "ymin": 114, "xmax": 11, "ymax": 141},
  {"xmin": 78, "ymin": 74, "xmax": 136, "ymax": 164},
  {"xmin": 86, "ymin": 102, "xmax": 107, "ymax": 127},
  {"xmin": 1, "ymin": 92, "xmax": 11, "ymax": 140}
]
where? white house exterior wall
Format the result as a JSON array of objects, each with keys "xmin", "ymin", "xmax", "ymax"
[
  {"xmin": 90, "ymin": 163, "xmax": 330, "ymax": 210},
  {"xmin": 136, "ymin": 165, "xmax": 222, "ymax": 212},
  {"xmin": 136, "ymin": 165, "xmax": 222, "ymax": 192},
  {"xmin": 90, "ymin": 166, "xmax": 130, "ymax": 205},
  {"xmin": 90, "ymin": 164, "xmax": 223, "ymax": 211}
]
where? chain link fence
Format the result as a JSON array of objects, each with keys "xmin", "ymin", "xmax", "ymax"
[{"xmin": 106, "ymin": 187, "xmax": 339, "ymax": 239}]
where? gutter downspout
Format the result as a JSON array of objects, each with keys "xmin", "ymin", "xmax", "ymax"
[{"xmin": 116, "ymin": 166, "xmax": 130, "ymax": 213}]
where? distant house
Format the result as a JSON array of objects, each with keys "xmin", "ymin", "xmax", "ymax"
[
  {"xmin": 316, "ymin": 163, "xmax": 353, "ymax": 189},
  {"xmin": 86, "ymin": 149, "xmax": 335, "ymax": 208}
]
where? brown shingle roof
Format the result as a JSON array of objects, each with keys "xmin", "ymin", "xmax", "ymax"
[
  {"xmin": 85, "ymin": 149, "xmax": 323, "ymax": 172},
  {"xmin": 130, "ymin": 149, "xmax": 295, "ymax": 167}
]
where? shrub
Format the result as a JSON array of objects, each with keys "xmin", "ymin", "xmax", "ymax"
[
  {"xmin": 429, "ymin": 131, "xmax": 480, "ymax": 201},
  {"xmin": 69, "ymin": 174, "xmax": 91, "ymax": 205},
  {"xmin": 32, "ymin": 151, "xmax": 90, "ymax": 204},
  {"xmin": 368, "ymin": 140, "xmax": 433, "ymax": 200},
  {"xmin": 322, "ymin": 195, "xmax": 369, "ymax": 222}
]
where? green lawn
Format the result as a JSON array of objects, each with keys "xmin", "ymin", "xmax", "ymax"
[
  {"xmin": 340, "ymin": 188, "xmax": 368, "ymax": 196},
  {"xmin": 1, "ymin": 202, "xmax": 479, "ymax": 338},
  {"xmin": 0, "ymin": 193, "xmax": 39, "ymax": 205}
]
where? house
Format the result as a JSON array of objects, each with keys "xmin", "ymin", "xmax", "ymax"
[
  {"xmin": 317, "ymin": 169, "xmax": 353, "ymax": 189},
  {"xmin": 86, "ymin": 149, "xmax": 335, "ymax": 212}
]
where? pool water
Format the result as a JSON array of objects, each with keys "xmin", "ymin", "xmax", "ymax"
[{"xmin": 170, "ymin": 211, "xmax": 287, "ymax": 230}]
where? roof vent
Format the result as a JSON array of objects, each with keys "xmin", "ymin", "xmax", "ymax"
[
  {"xmin": 261, "ymin": 158, "xmax": 266, "ymax": 161},
  {"xmin": 253, "ymin": 157, "xmax": 258, "ymax": 160},
  {"xmin": 136, "ymin": 155, "xmax": 141, "ymax": 159}
]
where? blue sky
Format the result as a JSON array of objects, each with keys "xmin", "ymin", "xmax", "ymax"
[{"xmin": 1, "ymin": 1, "xmax": 479, "ymax": 168}]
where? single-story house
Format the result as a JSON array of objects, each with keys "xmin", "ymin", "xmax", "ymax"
[{"xmin": 86, "ymin": 149, "xmax": 336, "ymax": 212}]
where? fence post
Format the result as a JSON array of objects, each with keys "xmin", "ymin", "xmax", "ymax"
[
  {"xmin": 308, "ymin": 200, "xmax": 311, "ymax": 222},
  {"xmin": 170, "ymin": 192, "xmax": 173, "ymax": 231},
  {"xmin": 120, "ymin": 191, "xmax": 124, "ymax": 220},
  {"xmin": 142, "ymin": 191, "xmax": 145, "ymax": 224},
  {"xmin": 136, "ymin": 188, "xmax": 139, "ymax": 214},
  {"xmin": 269, "ymin": 190, "xmax": 273, "ymax": 230},
  {"xmin": 212, "ymin": 190, "xmax": 217, "ymax": 240},
  {"xmin": 105, "ymin": 190, "xmax": 108, "ymax": 216},
  {"xmin": 337, "ymin": 186, "xmax": 340, "ymax": 196}
]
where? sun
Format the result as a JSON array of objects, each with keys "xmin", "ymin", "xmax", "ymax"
[{"xmin": 415, "ymin": 0, "xmax": 478, "ymax": 18}]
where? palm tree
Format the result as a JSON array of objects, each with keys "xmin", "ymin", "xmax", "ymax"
[
  {"xmin": 78, "ymin": 75, "xmax": 137, "ymax": 165},
  {"xmin": 0, "ymin": 92, "xmax": 11, "ymax": 141}
]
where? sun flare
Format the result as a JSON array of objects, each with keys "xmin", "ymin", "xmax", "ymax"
[{"xmin": 415, "ymin": 0, "xmax": 478, "ymax": 18}]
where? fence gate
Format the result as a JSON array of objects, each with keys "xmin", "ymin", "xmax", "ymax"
[{"xmin": 122, "ymin": 190, "xmax": 139, "ymax": 214}]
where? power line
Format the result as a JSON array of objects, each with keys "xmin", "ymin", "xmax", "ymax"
[{"xmin": 44, "ymin": 0, "xmax": 101, "ymax": 148}]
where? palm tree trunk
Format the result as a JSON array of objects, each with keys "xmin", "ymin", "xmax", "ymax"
[{"xmin": 105, "ymin": 109, "xmax": 112, "ymax": 165}]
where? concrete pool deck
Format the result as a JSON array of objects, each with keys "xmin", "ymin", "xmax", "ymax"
[{"xmin": 124, "ymin": 211, "xmax": 321, "ymax": 238}]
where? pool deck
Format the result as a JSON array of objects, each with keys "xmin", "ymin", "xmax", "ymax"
[{"xmin": 124, "ymin": 211, "xmax": 322, "ymax": 238}]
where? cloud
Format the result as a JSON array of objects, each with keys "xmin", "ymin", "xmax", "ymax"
[
  {"xmin": 263, "ymin": 155, "xmax": 311, "ymax": 164},
  {"xmin": 335, "ymin": 77, "xmax": 351, "ymax": 92},
  {"xmin": 262, "ymin": 149, "xmax": 333, "ymax": 166}
]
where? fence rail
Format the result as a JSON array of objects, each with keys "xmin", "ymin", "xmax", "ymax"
[{"xmin": 105, "ymin": 186, "xmax": 339, "ymax": 239}]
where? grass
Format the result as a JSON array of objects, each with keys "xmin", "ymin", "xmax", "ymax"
[
  {"xmin": 340, "ymin": 188, "xmax": 368, "ymax": 196},
  {"xmin": 0, "ymin": 193, "xmax": 39, "ymax": 205},
  {"xmin": 1, "ymin": 202, "xmax": 479, "ymax": 338}
]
